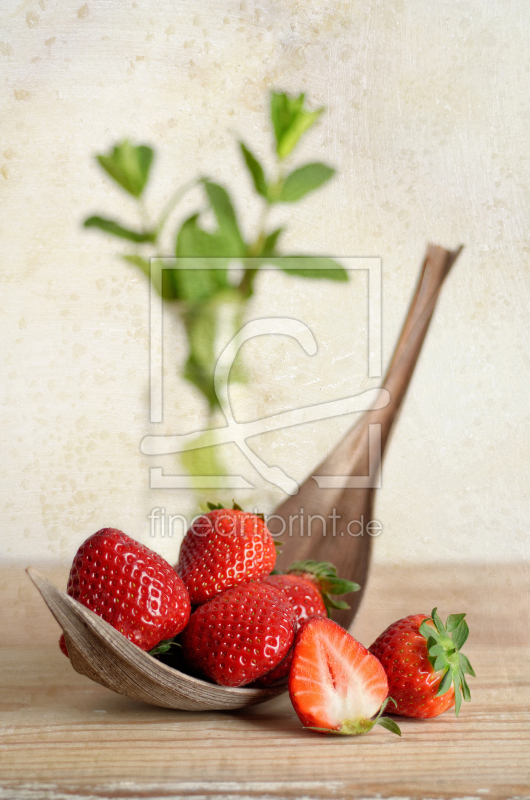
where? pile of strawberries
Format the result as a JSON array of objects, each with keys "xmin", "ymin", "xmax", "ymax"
[{"xmin": 59, "ymin": 503, "xmax": 475, "ymax": 737}]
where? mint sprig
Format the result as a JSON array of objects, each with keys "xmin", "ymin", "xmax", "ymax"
[
  {"xmin": 83, "ymin": 91, "xmax": 344, "ymax": 419},
  {"xmin": 419, "ymin": 607, "xmax": 476, "ymax": 717}
]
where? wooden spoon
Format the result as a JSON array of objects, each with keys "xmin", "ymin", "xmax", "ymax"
[{"xmin": 27, "ymin": 243, "xmax": 462, "ymax": 711}]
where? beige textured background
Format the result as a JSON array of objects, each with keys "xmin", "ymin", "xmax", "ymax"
[{"xmin": 1, "ymin": 0, "xmax": 528, "ymax": 568}]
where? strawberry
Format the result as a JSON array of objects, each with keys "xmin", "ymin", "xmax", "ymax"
[
  {"xmin": 264, "ymin": 560, "xmax": 360, "ymax": 626},
  {"xmin": 59, "ymin": 633, "xmax": 69, "ymax": 657},
  {"xmin": 60, "ymin": 527, "xmax": 190, "ymax": 655},
  {"xmin": 254, "ymin": 648, "xmax": 294, "ymax": 686},
  {"xmin": 369, "ymin": 608, "xmax": 475, "ymax": 718},
  {"xmin": 180, "ymin": 582, "xmax": 296, "ymax": 687},
  {"xmin": 177, "ymin": 502, "xmax": 276, "ymax": 605},
  {"xmin": 289, "ymin": 617, "xmax": 400, "ymax": 736},
  {"xmin": 262, "ymin": 574, "xmax": 326, "ymax": 627}
]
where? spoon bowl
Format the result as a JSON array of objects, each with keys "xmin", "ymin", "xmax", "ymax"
[
  {"xmin": 27, "ymin": 568, "xmax": 284, "ymax": 710},
  {"xmin": 28, "ymin": 243, "xmax": 462, "ymax": 710}
]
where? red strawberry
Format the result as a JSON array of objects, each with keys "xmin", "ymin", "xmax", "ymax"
[
  {"xmin": 181, "ymin": 582, "xmax": 296, "ymax": 687},
  {"xmin": 60, "ymin": 527, "xmax": 190, "ymax": 655},
  {"xmin": 177, "ymin": 502, "xmax": 276, "ymax": 605},
  {"xmin": 59, "ymin": 633, "xmax": 69, "ymax": 657},
  {"xmin": 262, "ymin": 574, "xmax": 326, "ymax": 627},
  {"xmin": 289, "ymin": 617, "xmax": 400, "ymax": 736},
  {"xmin": 369, "ymin": 608, "xmax": 475, "ymax": 718},
  {"xmin": 264, "ymin": 560, "xmax": 360, "ymax": 627},
  {"xmin": 254, "ymin": 646, "xmax": 293, "ymax": 686}
]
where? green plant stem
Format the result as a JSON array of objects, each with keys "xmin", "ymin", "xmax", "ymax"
[
  {"xmin": 239, "ymin": 199, "xmax": 272, "ymax": 297},
  {"xmin": 156, "ymin": 179, "xmax": 197, "ymax": 237},
  {"xmin": 238, "ymin": 266, "xmax": 259, "ymax": 298}
]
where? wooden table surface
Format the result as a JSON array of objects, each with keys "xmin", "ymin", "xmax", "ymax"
[{"xmin": 1, "ymin": 562, "xmax": 529, "ymax": 800}]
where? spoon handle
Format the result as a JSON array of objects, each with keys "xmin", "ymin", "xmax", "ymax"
[
  {"xmin": 274, "ymin": 244, "xmax": 463, "ymax": 629},
  {"xmin": 374, "ymin": 243, "xmax": 463, "ymax": 454}
]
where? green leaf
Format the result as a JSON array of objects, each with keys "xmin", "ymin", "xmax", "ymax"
[
  {"xmin": 270, "ymin": 91, "xmax": 323, "ymax": 159},
  {"xmin": 176, "ymin": 212, "xmax": 233, "ymax": 260},
  {"xmin": 452, "ymin": 619, "xmax": 470, "ymax": 651},
  {"xmin": 287, "ymin": 559, "xmax": 359, "ymax": 616},
  {"xmin": 262, "ymin": 227, "xmax": 284, "ymax": 256},
  {"xmin": 175, "ymin": 213, "xmax": 232, "ymax": 302},
  {"xmin": 240, "ymin": 142, "xmax": 269, "ymax": 199},
  {"xmin": 174, "ymin": 184, "xmax": 246, "ymax": 304},
  {"xmin": 269, "ymin": 256, "xmax": 348, "ymax": 281},
  {"xmin": 305, "ymin": 726, "xmax": 344, "ymax": 735},
  {"xmin": 446, "ymin": 613, "xmax": 466, "ymax": 632},
  {"xmin": 431, "ymin": 607, "xmax": 447, "ymax": 637},
  {"xmin": 454, "ymin": 681, "xmax": 462, "ymax": 717},
  {"xmin": 207, "ymin": 501, "xmax": 225, "ymax": 510},
  {"xmin": 148, "ymin": 638, "xmax": 180, "ymax": 657},
  {"xmin": 433, "ymin": 654, "xmax": 449, "ymax": 672},
  {"xmin": 376, "ymin": 717, "xmax": 402, "ymax": 737},
  {"xmin": 324, "ymin": 597, "xmax": 351, "ymax": 611},
  {"xmin": 459, "ymin": 653, "xmax": 476, "ymax": 678},
  {"xmin": 428, "ymin": 643, "xmax": 446, "ymax": 658},
  {"xmin": 174, "ymin": 266, "xmax": 228, "ymax": 304},
  {"xmin": 96, "ymin": 141, "xmax": 154, "ymax": 198},
  {"xmin": 419, "ymin": 620, "xmax": 438, "ymax": 641},
  {"xmin": 278, "ymin": 163, "xmax": 335, "ymax": 203},
  {"xmin": 319, "ymin": 577, "xmax": 361, "ymax": 595},
  {"xmin": 202, "ymin": 180, "xmax": 246, "ymax": 257},
  {"xmin": 460, "ymin": 672, "xmax": 471, "ymax": 702},
  {"xmin": 84, "ymin": 215, "xmax": 156, "ymax": 243},
  {"xmin": 436, "ymin": 668, "xmax": 453, "ymax": 697},
  {"xmin": 182, "ymin": 304, "xmax": 219, "ymax": 408}
]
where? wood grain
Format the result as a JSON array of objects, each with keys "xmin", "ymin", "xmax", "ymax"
[
  {"xmin": 0, "ymin": 643, "xmax": 528, "ymax": 799},
  {"xmin": 1, "ymin": 564, "xmax": 528, "ymax": 799}
]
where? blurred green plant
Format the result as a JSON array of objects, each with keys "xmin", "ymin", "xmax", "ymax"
[{"xmin": 83, "ymin": 91, "xmax": 347, "ymax": 481}]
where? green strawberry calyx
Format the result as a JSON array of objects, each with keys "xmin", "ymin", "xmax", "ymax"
[
  {"xmin": 148, "ymin": 638, "xmax": 181, "ymax": 657},
  {"xmin": 205, "ymin": 500, "xmax": 257, "ymax": 515},
  {"xmin": 419, "ymin": 607, "xmax": 476, "ymax": 717},
  {"xmin": 286, "ymin": 559, "xmax": 360, "ymax": 616},
  {"xmin": 204, "ymin": 500, "xmax": 281, "ymax": 549},
  {"xmin": 307, "ymin": 697, "xmax": 401, "ymax": 737}
]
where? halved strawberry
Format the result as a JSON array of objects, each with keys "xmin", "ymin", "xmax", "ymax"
[{"xmin": 288, "ymin": 617, "xmax": 400, "ymax": 736}]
